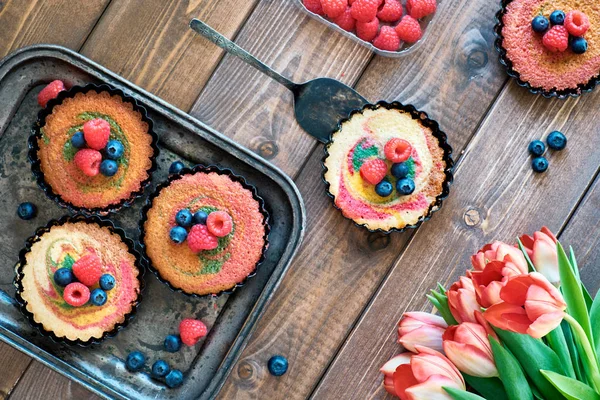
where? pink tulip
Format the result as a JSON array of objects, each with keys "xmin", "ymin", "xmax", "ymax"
[
  {"xmin": 520, "ymin": 227, "xmax": 560, "ymax": 284},
  {"xmin": 447, "ymin": 276, "xmax": 480, "ymax": 324},
  {"xmin": 470, "ymin": 257, "xmax": 527, "ymax": 308},
  {"xmin": 442, "ymin": 322, "xmax": 498, "ymax": 378},
  {"xmin": 381, "ymin": 353, "xmax": 412, "ymax": 396},
  {"xmin": 398, "ymin": 312, "xmax": 448, "ymax": 353},
  {"xmin": 484, "ymin": 272, "xmax": 566, "ymax": 338},
  {"xmin": 471, "ymin": 241, "xmax": 528, "ymax": 272}
]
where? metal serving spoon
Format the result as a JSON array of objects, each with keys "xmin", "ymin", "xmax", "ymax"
[{"xmin": 189, "ymin": 18, "xmax": 368, "ymax": 143}]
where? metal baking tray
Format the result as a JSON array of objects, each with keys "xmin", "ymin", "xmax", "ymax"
[{"xmin": 0, "ymin": 44, "xmax": 305, "ymax": 400}]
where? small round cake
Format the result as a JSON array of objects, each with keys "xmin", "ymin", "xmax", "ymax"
[
  {"xmin": 31, "ymin": 84, "xmax": 157, "ymax": 213},
  {"xmin": 323, "ymin": 103, "xmax": 452, "ymax": 232},
  {"xmin": 141, "ymin": 166, "xmax": 269, "ymax": 296},
  {"xmin": 498, "ymin": 0, "xmax": 600, "ymax": 95},
  {"xmin": 14, "ymin": 216, "xmax": 143, "ymax": 344}
]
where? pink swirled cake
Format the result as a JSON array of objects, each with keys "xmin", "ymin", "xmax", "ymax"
[
  {"xmin": 17, "ymin": 220, "xmax": 141, "ymax": 343},
  {"xmin": 324, "ymin": 105, "xmax": 448, "ymax": 232}
]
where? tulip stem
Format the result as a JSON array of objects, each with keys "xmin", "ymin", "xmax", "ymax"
[{"xmin": 564, "ymin": 314, "xmax": 600, "ymax": 393}]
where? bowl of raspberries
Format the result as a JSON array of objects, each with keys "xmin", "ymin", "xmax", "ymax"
[{"xmin": 298, "ymin": 0, "xmax": 439, "ymax": 56}]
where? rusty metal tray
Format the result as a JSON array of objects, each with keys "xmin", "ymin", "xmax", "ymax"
[{"xmin": 0, "ymin": 44, "xmax": 305, "ymax": 400}]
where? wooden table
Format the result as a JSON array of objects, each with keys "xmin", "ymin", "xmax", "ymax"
[{"xmin": 2, "ymin": 0, "xmax": 600, "ymax": 398}]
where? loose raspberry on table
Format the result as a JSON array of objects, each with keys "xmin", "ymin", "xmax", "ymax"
[
  {"xmin": 179, "ymin": 319, "xmax": 208, "ymax": 346},
  {"xmin": 206, "ymin": 211, "xmax": 233, "ymax": 237},
  {"xmin": 303, "ymin": 0, "xmax": 324, "ymax": 15},
  {"xmin": 187, "ymin": 224, "xmax": 219, "ymax": 253},
  {"xmin": 356, "ymin": 17, "xmax": 379, "ymax": 42},
  {"xmin": 37, "ymin": 80, "xmax": 65, "ymax": 108},
  {"xmin": 406, "ymin": 0, "xmax": 436, "ymax": 19},
  {"xmin": 63, "ymin": 282, "xmax": 91, "ymax": 307},
  {"xmin": 395, "ymin": 15, "xmax": 422, "ymax": 43},
  {"xmin": 372, "ymin": 25, "xmax": 400, "ymax": 51},
  {"xmin": 377, "ymin": 0, "xmax": 403, "ymax": 23},
  {"xmin": 74, "ymin": 149, "xmax": 102, "ymax": 177},
  {"xmin": 332, "ymin": 7, "xmax": 356, "ymax": 32},
  {"xmin": 83, "ymin": 118, "xmax": 111, "ymax": 150},
  {"xmin": 350, "ymin": 0, "xmax": 381, "ymax": 23},
  {"xmin": 384, "ymin": 138, "xmax": 413, "ymax": 163},
  {"xmin": 564, "ymin": 11, "xmax": 589, "ymax": 37},
  {"xmin": 321, "ymin": 0, "xmax": 348, "ymax": 18},
  {"xmin": 72, "ymin": 253, "xmax": 103, "ymax": 286},
  {"xmin": 543, "ymin": 25, "xmax": 569, "ymax": 53},
  {"xmin": 360, "ymin": 158, "xmax": 388, "ymax": 185}
]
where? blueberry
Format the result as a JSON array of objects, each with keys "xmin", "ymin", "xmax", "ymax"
[
  {"xmin": 267, "ymin": 355, "xmax": 288, "ymax": 376},
  {"xmin": 532, "ymin": 157, "xmax": 549, "ymax": 173},
  {"xmin": 90, "ymin": 288, "xmax": 107, "ymax": 306},
  {"xmin": 528, "ymin": 140, "xmax": 545, "ymax": 156},
  {"xmin": 165, "ymin": 369, "xmax": 184, "ymax": 388},
  {"xmin": 99, "ymin": 274, "xmax": 115, "ymax": 291},
  {"xmin": 571, "ymin": 36, "xmax": 588, "ymax": 54},
  {"xmin": 151, "ymin": 360, "xmax": 170, "ymax": 379},
  {"xmin": 547, "ymin": 131, "xmax": 567, "ymax": 150},
  {"xmin": 396, "ymin": 178, "xmax": 416, "ymax": 196},
  {"xmin": 100, "ymin": 159, "xmax": 119, "ymax": 177},
  {"xmin": 164, "ymin": 334, "xmax": 182, "ymax": 353},
  {"xmin": 375, "ymin": 180, "xmax": 394, "ymax": 197},
  {"xmin": 531, "ymin": 15, "xmax": 549, "ymax": 33},
  {"xmin": 176, "ymin": 209, "xmax": 193, "ymax": 227},
  {"xmin": 170, "ymin": 226, "xmax": 188, "ymax": 244},
  {"xmin": 391, "ymin": 162, "xmax": 409, "ymax": 179},
  {"xmin": 54, "ymin": 268, "xmax": 74, "ymax": 287},
  {"xmin": 105, "ymin": 140, "xmax": 124, "ymax": 160},
  {"xmin": 71, "ymin": 131, "xmax": 86, "ymax": 148},
  {"xmin": 125, "ymin": 351, "xmax": 146, "ymax": 372},
  {"xmin": 193, "ymin": 211, "xmax": 209, "ymax": 225},
  {"xmin": 550, "ymin": 10, "xmax": 565, "ymax": 25},
  {"xmin": 17, "ymin": 202, "xmax": 37, "ymax": 220},
  {"xmin": 169, "ymin": 161, "xmax": 185, "ymax": 174}
]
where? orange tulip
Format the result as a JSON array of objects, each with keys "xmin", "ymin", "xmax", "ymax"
[
  {"xmin": 447, "ymin": 276, "xmax": 480, "ymax": 324},
  {"xmin": 381, "ymin": 353, "xmax": 412, "ymax": 396},
  {"xmin": 398, "ymin": 312, "xmax": 448, "ymax": 353},
  {"xmin": 484, "ymin": 272, "xmax": 566, "ymax": 338},
  {"xmin": 520, "ymin": 227, "xmax": 559, "ymax": 285},
  {"xmin": 470, "ymin": 257, "xmax": 527, "ymax": 308},
  {"xmin": 442, "ymin": 322, "xmax": 498, "ymax": 378},
  {"xmin": 471, "ymin": 241, "xmax": 528, "ymax": 272}
]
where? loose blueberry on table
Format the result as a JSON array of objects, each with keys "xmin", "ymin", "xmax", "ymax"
[
  {"xmin": 125, "ymin": 351, "xmax": 146, "ymax": 372},
  {"xmin": 151, "ymin": 360, "xmax": 171, "ymax": 379},
  {"xmin": 164, "ymin": 334, "xmax": 182, "ymax": 353},
  {"xmin": 17, "ymin": 202, "xmax": 37, "ymax": 220},
  {"xmin": 547, "ymin": 131, "xmax": 567, "ymax": 151},
  {"xmin": 165, "ymin": 369, "xmax": 184, "ymax": 388},
  {"xmin": 532, "ymin": 157, "xmax": 549, "ymax": 173},
  {"xmin": 268, "ymin": 355, "xmax": 289, "ymax": 376},
  {"xmin": 168, "ymin": 160, "xmax": 185, "ymax": 174}
]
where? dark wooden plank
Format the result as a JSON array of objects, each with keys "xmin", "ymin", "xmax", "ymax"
[
  {"xmin": 312, "ymin": 81, "xmax": 600, "ymax": 399},
  {"xmin": 80, "ymin": 0, "xmax": 259, "ymax": 111},
  {"xmin": 0, "ymin": 345, "xmax": 31, "ymax": 398}
]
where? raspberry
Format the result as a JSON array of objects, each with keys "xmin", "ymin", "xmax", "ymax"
[
  {"xmin": 206, "ymin": 211, "xmax": 233, "ymax": 237},
  {"xmin": 83, "ymin": 118, "xmax": 111, "ymax": 150},
  {"xmin": 395, "ymin": 15, "xmax": 422, "ymax": 43},
  {"xmin": 321, "ymin": 0, "xmax": 348, "ymax": 18},
  {"xmin": 63, "ymin": 282, "xmax": 91, "ymax": 307},
  {"xmin": 372, "ymin": 26, "xmax": 400, "ymax": 51},
  {"xmin": 377, "ymin": 0, "xmax": 403, "ymax": 22},
  {"xmin": 565, "ymin": 11, "xmax": 589, "ymax": 37},
  {"xmin": 384, "ymin": 138, "xmax": 413, "ymax": 163},
  {"xmin": 350, "ymin": 0, "xmax": 381, "ymax": 23},
  {"xmin": 356, "ymin": 18, "xmax": 380, "ymax": 42},
  {"xmin": 332, "ymin": 7, "xmax": 356, "ymax": 31},
  {"xmin": 360, "ymin": 158, "xmax": 387, "ymax": 185},
  {"xmin": 303, "ymin": 0, "xmax": 324, "ymax": 15},
  {"xmin": 187, "ymin": 224, "xmax": 218, "ymax": 253},
  {"xmin": 406, "ymin": 0, "xmax": 436, "ymax": 19},
  {"xmin": 179, "ymin": 319, "xmax": 208, "ymax": 346},
  {"xmin": 74, "ymin": 149, "xmax": 102, "ymax": 177},
  {"xmin": 37, "ymin": 80, "xmax": 65, "ymax": 108},
  {"xmin": 72, "ymin": 253, "xmax": 103, "ymax": 286},
  {"xmin": 543, "ymin": 25, "xmax": 569, "ymax": 53}
]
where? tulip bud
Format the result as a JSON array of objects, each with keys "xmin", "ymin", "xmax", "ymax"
[
  {"xmin": 397, "ymin": 312, "xmax": 447, "ymax": 353},
  {"xmin": 443, "ymin": 323, "xmax": 498, "ymax": 378}
]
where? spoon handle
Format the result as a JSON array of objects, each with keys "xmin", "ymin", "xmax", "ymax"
[{"xmin": 189, "ymin": 19, "xmax": 298, "ymax": 92}]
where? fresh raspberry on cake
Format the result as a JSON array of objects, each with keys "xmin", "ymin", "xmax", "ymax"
[
  {"xmin": 406, "ymin": 0, "xmax": 436, "ymax": 19},
  {"xmin": 377, "ymin": 0, "xmax": 403, "ymax": 22},
  {"xmin": 332, "ymin": 7, "xmax": 356, "ymax": 32},
  {"xmin": 564, "ymin": 11, "xmax": 589, "ymax": 37},
  {"xmin": 543, "ymin": 25, "xmax": 569, "ymax": 53},
  {"xmin": 360, "ymin": 158, "xmax": 387, "ymax": 185},
  {"xmin": 187, "ymin": 224, "xmax": 219, "ymax": 252},
  {"xmin": 321, "ymin": 0, "xmax": 348, "ymax": 18},
  {"xmin": 356, "ymin": 18, "xmax": 379, "ymax": 42},
  {"xmin": 395, "ymin": 15, "xmax": 422, "ymax": 43},
  {"xmin": 384, "ymin": 138, "xmax": 413, "ymax": 163},
  {"xmin": 37, "ymin": 80, "xmax": 65, "ymax": 108},
  {"xmin": 74, "ymin": 149, "xmax": 102, "ymax": 177},
  {"xmin": 179, "ymin": 319, "xmax": 208, "ymax": 346},
  {"xmin": 303, "ymin": 0, "xmax": 324, "ymax": 15},
  {"xmin": 83, "ymin": 118, "xmax": 111, "ymax": 150},
  {"xmin": 372, "ymin": 26, "xmax": 400, "ymax": 51},
  {"xmin": 207, "ymin": 211, "xmax": 233, "ymax": 237},
  {"xmin": 72, "ymin": 253, "xmax": 103, "ymax": 286},
  {"xmin": 63, "ymin": 282, "xmax": 91, "ymax": 307},
  {"xmin": 350, "ymin": 0, "xmax": 381, "ymax": 23}
]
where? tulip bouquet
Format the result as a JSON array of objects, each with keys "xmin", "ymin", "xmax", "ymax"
[{"xmin": 381, "ymin": 227, "xmax": 600, "ymax": 400}]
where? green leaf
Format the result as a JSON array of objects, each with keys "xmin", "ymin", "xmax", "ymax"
[
  {"xmin": 518, "ymin": 238, "xmax": 537, "ymax": 272},
  {"xmin": 494, "ymin": 328, "xmax": 565, "ymax": 400},
  {"xmin": 569, "ymin": 247, "xmax": 593, "ymax": 311},
  {"xmin": 427, "ymin": 289, "xmax": 458, "ymax": 326},
  {"xmin": 463, "ymin": 374, "xmax": 508, "ymax": 400},
  {"xmin": 540, "ymin": 370, "xmax": 600, "ymax": 400},
  {"xmin": 589, "ymin": 289, "xmax": 600, "ymax": 364},
  {"xmin": 546, "ymin": 326, "xmax": 576, "ymax": 378},
  {"xmin": 443, "ymin": 387, "xmax": 487, "ymax": 400},
  {"xmin": 490, "ymin": 336, "xmax": 534, "ymax": 400},
  {"xmin": 562, "ymin": 320, "xmax": 585, "ymax": 382}
]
